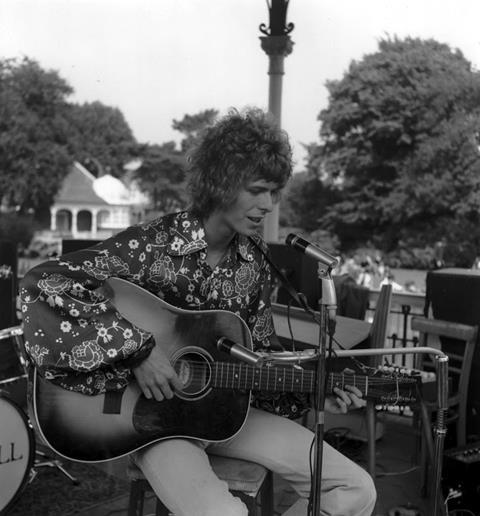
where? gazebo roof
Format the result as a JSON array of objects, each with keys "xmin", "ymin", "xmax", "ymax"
[
  {"xmin": 55, "ymin": 162, "xmax": 146, "ymax": 206},
  {"xmin": 55, "ymin": 162, "xmax": 108, "ymax": 205},
  {"xmin": 93, "ymin": 174, "xmax": 146, "ymax": 205}
]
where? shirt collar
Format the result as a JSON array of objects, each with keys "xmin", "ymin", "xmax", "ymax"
[
  {"xmin": 165, "ymin": 211, "xmax": 254, "ymax": 262},
  {"xmin": 236, "ymin": 234, "xmax": 255, "ymax": 262}
]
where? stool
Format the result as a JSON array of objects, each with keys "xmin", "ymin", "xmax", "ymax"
[{"xmin": 127, "ymin": 454, "xmax": 274, "ymax": 516}]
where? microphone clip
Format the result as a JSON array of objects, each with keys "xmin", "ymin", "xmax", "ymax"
[
  {"xmin": 217, "ymin": 337, "xmax": 265, "ymax": 367},
  {"xmin": 286, "ymin": 234, "xmax": 339, "ymax": 272}
]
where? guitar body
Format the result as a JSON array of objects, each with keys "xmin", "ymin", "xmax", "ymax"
[
  {"xmin": 30, "ymin": 278, "xmax": 420, "ymax": 463},
  {"xmin": 31, "ymin": 278, "xmax": 253, "ymax": 463}
]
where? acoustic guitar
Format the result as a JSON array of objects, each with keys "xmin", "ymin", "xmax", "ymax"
[{"xmin": 30, "ymin": 278, "xmax": 419, "ymax": 463}]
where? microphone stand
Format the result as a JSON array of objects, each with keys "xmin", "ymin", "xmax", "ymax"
[
  {"xmin": 311, "ymin": 265, "xmax": 337, "ymax": 515},
  {"xmin": 270, "ymin": 346, "xmax": 448, "ymax": 516}
]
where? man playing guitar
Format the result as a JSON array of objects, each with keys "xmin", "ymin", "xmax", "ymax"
[{"xmin": 20, "ymin": 108, "xmax": 376, "ymax": 515}]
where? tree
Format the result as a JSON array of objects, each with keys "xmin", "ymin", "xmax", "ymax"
[
  {"xmin": 0, "ymin": 57, "xmax": 140, "ymax": 229},
  {"xmin": 282, "ymin": 144, "xmax": 341, "ymax": 231},
  {"xmin": 0, "ymin": 57, "xmax": 73, "ymax": 215},
  {"xmin": 313, "ymin": 37, "xmax": 480, "ymax": 263},
  {"xmin": 172, "ymin": 109, "xmax": 218, "ymax": 153},
  {"xmin": 134, "ymin": 109, "xmax": 219, "ymax": 216},
  {"xmin": 134, "ymin": 142, "xmax": 188, "ymax": 215},
  {"xmin": 65, "ymin": 101, "xmax": 137, "ymax": 177}
]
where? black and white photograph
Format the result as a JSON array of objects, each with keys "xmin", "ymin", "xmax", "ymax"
[{"xmin": 1, "ymin": 1, "xmax": 480, "ymax": 515}]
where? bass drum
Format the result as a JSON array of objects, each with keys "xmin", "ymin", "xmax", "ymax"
[{"xmin": 0, "ymin": 392, "xmax": 35, "ymax": 515}]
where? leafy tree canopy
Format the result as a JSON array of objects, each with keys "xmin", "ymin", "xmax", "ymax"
[
  {"xmin": 0, "ymin": 57, "xmax": 138, "ymax": 219},
  {"xmin": 311, "ymin": 36, "xmax": 480, "ymax": 262},
  {"xmin": 281, "ymin": 163, "xmax": 339, "ymax": 233},
  {"xmin": 0, "ymin": 57, "xmax": 73, "ymax": 214},
  {"xmin": 135, "ymin": 109, "xmax": 219, "ymax": 216},
  {"xmin": 172, "ymin": 109, "xmax": 218, "ymax": 153},
  {"xmin": 65, "ymin": 101, "xmax": 137, "ymax": 177},
  {"xmin": 134, "ymin": 142, "xmax": 188, "ymax": 215}
]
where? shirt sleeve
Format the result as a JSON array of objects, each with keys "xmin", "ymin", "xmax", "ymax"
[{"xmin": 20, "ymin": 224, "xmax": 156, "ymax": 394}]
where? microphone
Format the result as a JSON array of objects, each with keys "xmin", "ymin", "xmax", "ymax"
[
  {"xmin": 286, "ymin": 234, "xmax": 339, "ymax": 270},
  {"xmin": 217, "ymin": 337, "xmax": 264, "ymax": 367}
]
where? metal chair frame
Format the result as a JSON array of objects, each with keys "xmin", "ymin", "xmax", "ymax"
[{"xmin": 410, "ymin": 316, "xmax": 478, "ymax": 496}]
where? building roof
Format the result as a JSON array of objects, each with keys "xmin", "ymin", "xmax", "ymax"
[
  {"xmin": 55, "ymin": 161, "xmax": 148, "ymax": 206},
  {"xmin": 55, "ymin": 162, "xmax": 108, "ymax": 205},
  {"xmin": 93, "ymin": 174, "xmax": 147, "ymax": 205}
]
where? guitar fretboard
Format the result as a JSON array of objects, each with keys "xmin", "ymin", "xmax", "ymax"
[{"xmin": 203, "ymin": 361, "xmax": 417, "ymax": 402}]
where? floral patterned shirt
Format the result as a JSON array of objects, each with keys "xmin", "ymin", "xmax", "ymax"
[{"xmin": 20, "ymin": 211, "xmax": 308, "ymax": 418}]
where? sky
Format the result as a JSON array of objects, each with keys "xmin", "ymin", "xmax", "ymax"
[{"xmin": 1, "ymin": 0, "xmax": 480, "ymax": 171}]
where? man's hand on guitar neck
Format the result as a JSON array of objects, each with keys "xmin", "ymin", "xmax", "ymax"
[
  {"xmin": 325, "ymin": 384, "xmax": 366, "ymax": 415},
  {"xmin": 132, "ymin": 341, "xmax": 184, "ymax": 401}
]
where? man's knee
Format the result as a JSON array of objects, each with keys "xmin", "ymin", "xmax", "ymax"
[
  {"xmin": 352, "ymin": 468, "xmax": 377, "ymax": 513},
  {"xmin": 200, "ymin": 493, "xmax": 249, "ymax": 516}
]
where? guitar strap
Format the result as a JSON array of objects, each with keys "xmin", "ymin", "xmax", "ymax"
[
  {"xmin": 249, "ymin": 237, "xmax": 345, "ymax": 354},
  {"xmin": 248, "ymin": 237, "xmax": 317, "ymax": 318},
  {"xmin": 103, "ymin": 390, "xmax": 123, "ymax": 414}
]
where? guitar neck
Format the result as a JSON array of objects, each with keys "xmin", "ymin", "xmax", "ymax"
[{"xmin": 210, "ymin": 362, "xmax": 417, "ymax": 403}]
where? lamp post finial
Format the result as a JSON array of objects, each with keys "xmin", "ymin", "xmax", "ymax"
[{"xmin": 259, "ymin": 0, "xmax": 294, "ymax": 37}]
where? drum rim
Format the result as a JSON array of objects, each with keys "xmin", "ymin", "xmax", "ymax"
[{"xmin": 0, "ymin": 391, "xmax": 36, "ymax": 515}]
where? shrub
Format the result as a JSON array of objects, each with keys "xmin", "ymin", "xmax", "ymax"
[{"xmin": 0, "ymin": 213, "xmax": 36, "ymax": 251}]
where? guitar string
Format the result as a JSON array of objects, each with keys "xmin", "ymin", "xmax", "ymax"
[
  {"xmin": 180, "ymin": 368, "xmax": 416, "ymax": 388},
  {"xmin": 179, "ymin": 364, "xmax": 417, "ymax": 385},
  {"xmin": 179, "ymin": 379, "xmax": 414, "ymax": 401},
  {"xmin": 177, "ymin": 359, "xmax": 417, "ymax": 384},
  {"xmin": 178, "ymin": 374, "xmax": 410, "ymax": 392},
  {"xmin": 176, "ymin": 360, "xmax": 417, "ymax": 399},
  {"xmin": 176, "ymin": 362, "xmax": 416, "ymax": 397}
]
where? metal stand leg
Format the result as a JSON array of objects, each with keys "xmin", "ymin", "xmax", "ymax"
[
  {"xmin": 366, "ymin": 400, "xmax": 377, "ymax": 478},
  {"xmin": 34, "ymin": 449, "xmax": 79, "ymax": 484},
  {"xmin": 1, "ymin": 327, "xmax": 79, "ymax": 487}
]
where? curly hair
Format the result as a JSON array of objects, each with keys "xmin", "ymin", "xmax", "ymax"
[{"xmin": 187, "ymin": 107, "xmax": 293, "ymax": 218}]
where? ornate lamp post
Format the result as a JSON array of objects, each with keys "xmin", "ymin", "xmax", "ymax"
[{"xmin": 260, "ymin": 0, "xmax": 294, "ymax": 242}]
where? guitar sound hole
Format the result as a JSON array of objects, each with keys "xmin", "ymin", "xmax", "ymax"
[{"xmin": 174, "ymin": 351, "xmax": 211, "ymax": 399}]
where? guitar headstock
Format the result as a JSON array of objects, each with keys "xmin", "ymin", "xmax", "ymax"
[{"xmin": 370, "ymin": 364, "xmax": 421, "ymax": 407}]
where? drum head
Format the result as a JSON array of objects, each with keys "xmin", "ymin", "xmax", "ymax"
[{"xmin": 0, "ymin": 393, "xmax": 35, "ymax": 514}]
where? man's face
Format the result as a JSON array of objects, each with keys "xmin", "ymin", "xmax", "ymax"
[{"xmin": 220, "ymin": 179, "xmax": 281, "ymax": 236}]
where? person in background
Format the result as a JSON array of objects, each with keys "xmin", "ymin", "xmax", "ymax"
[
  {"xmin": 20, "ymin": 108, "xmax": 376, "ymax": 516},
  {"xmin": 358, "ymin": 257, "xmax": 374, "ymax": 289},
  {"xmin": 432, "ymin": 241, "xmax": 446, "ymax": 269}
]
